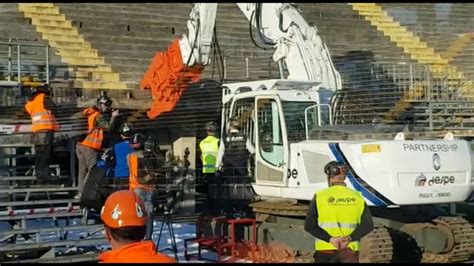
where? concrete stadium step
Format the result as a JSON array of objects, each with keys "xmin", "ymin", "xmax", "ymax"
[
  {"xmin": 34, "ymin": 25, "xmax": 79, "ymax": 35},
  {"xmin": 77, "ymin": 26, "xmax": 180, "ymax": 39},
  {"xmin": 59, "ymin": 57, "xmax": 105, "ymax": 66},
  {"xmin": 59, "ymin": 3, "xmax": 192, "ymax": 16},
  {"xmin": 31, "ymin": 18, "xmax": 72, "ymax": 28},
  {"xmin": 0, "ymin": 16, "xmax": 29, "ymax": 24},
  {"xmin": 80, "ymin": 32, "xmax": 262, "ymax": 47},
  {"xmin": 350, "ymin": 3, "xmax": 383, "ymax": 12},
  {"xmin": 74, "ymin": 71, "xmax": 121, "ymax": 82},
  {"xmin": 75, "ymin": 80, "xmax": 128, "ymax": 90},
  {"xmin": 57, "ymin": 49, "xmax": 99, "ymax": 58},
  {"xmin": 48, "ymin": 40, "xmax": 91, "ymax": 50},
  {"xmin": 98, "ymin": 50, "xmax": 157, "ymax": 61},
  {"xmin": 18, "ymin": 5, "xmax": 61, "ymax": 15},
  {"xmin": 57, "ymin": 10, "xmax": 189, "ymax": 24},
  {"xmin": 20, "ymin": 12, "xmax": 67, "ymax": 22},
  {"xmin": 20, "ymin": 3, "xmax": 55, "ymax": 8},
  {"xmin": 38, "ymin": 33, "xmax": 86, "ymax": 43},
  {"xmin": 62, "ymin": 4, "xmax": 246, "ymax": 21},
  {"xmin": 60, "ymin": 11, "xmax": 255, "ymax": 29},
  {"xmin": 75, "ymin": 65, "xmax": 113, "ymax": 73},
  {"xmin": 110, "ymin": 65, "xmax": 148, "ymax": 74},
  {"xmin": 119, "ymin": 72, "xmax": 145, "ymax": 82}
]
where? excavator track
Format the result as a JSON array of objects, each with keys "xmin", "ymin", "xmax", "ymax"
[
  {"xmin": 249, "ymin": 200, "xmax": 393, "ymax": 263},
  {"xmin": 420, "ymin": 216, "xmax": 474, "ymax": 263}
]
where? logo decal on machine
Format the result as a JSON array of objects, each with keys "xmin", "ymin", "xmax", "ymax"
[
  {"xmin": 329, "ymin": 143, "xmax": 395, "ymax": 207},
  {"xmin": 432, "ymin": 153, "xmax": 441, "ymax": 171},
  {"xmin": 415, "ymin": 173, "xmax": 427, "ymax": 186},
  {"xmin": 415, "ymin": 173, "xmax": 455, "ymax": 187}
]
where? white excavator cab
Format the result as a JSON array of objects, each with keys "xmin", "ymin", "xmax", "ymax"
[{"xmin": 222, "ymin": 79, "xmax": 473, "ymax": 206}]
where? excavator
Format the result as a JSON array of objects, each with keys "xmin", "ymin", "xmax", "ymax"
[{"xmin": 140, "ymin": 3, "xmax": 474, "ymax": 263}]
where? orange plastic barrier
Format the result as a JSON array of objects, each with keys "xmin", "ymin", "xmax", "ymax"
[{"xmin": 140, "ymin": 39, "xmax": 204, "ymax": 119}]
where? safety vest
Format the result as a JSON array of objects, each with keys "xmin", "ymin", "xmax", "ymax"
[
  {"xmin": 315, "ymin": 185, "xmax": 365, "ymax": 251},
  {"xmin": 199, "ymin": 135, "xmax": 219, "ymax": 173},
  {"xmin": 24, "ymin": 93, "xmax": 59, "ymax": 132},
  {"xmin": 80, "ymin": 108, "xmax": 103, "ymax": 150},
  {"xmin": 128, "ymin": 151, "xmax": 155, "ymax": 191},
  {"xmin": 98, "ymin": 240, "xmax": 176, "ymax": 263}
]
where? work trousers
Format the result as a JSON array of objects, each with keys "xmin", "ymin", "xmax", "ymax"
[
  {"xmin": 313, "ymin": 249, "xmax": 359, "ymax": 263},
  {"xmin": 76, "ymin": 143, "xmax": 98, "ymax": 193},
  {"xmin": 33, "ymin": 131, "xmax": 54, "ymax": 181},
  {"xmin": 134, "ymin": 187, "xmax": 155, "ymax": 240}
]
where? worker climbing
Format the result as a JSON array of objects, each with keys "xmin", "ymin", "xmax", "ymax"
[
  {"xmin": 24, "ymin": 84, "xmax": 60, "ymax": 184},
  {"xmin": 76, "ymin": 94, "xmax": 119, "ymax": 199}
]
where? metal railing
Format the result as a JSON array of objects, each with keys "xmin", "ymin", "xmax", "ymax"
[
  {"xmin": 305, "ymin": 103, "xmax": 333, "ymax": 140},
  {"xmin": 0, "ymin": 38, "xmax": 50, "ymax": 89},
  {"xmin": 377, "ymin": 62, "xmax": 473, "ymax": 103},
  {"xmin": 222, "ymin": 54, "xmax": 280, "ymax": 81}
]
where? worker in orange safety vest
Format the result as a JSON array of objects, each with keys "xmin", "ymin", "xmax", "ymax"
[
  {"xmin": 98, "ymin": 190, "xmax": 176, "ymax": 263},
  {"xmin": 24, "ymin": 84, "xmax": 59, "ymax": 184},
  {"xmin": 75, "ymin": 94, "xmax": 119, "ymax": 199}
]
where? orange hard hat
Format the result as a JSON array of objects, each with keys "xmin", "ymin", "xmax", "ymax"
[{"xmin": 100, "ymin": 190, "xmax": 147, "ymax": 228}]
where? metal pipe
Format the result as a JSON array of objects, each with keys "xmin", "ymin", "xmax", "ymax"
[
  {"xmin": 223, "ymin": 56, "xmax": 227, "ymax": 80},
  {"xmin": 278, "ymin": 59, "xmax": 284, "ymax": 79},
  {"xmin": 426, "ymin": 65, "xmax": 431, "ymax": 102},
  {"xmin": 245, "ymin": 57, "xmax": 249, "ymax": 78},
  {"xmin": 428, "ymin": 101, "xmax": 433, "ymax": 130},
  {"xmin": 409, "ymin": 64, "xmax": 413, "ymax": 91},
  {"xmin": 46, "ymin": 45, "xmax": 50, "ymax": 85},
  {"xmin": 7, "ymin": 39, "xmax": 12, "ymax": 82},
  {"xmin": 17, "ymin": 44, "xmax": 21, "ymax": 92}
]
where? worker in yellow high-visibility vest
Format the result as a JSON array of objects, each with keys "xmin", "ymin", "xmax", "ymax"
[
  {"xmin": 200, "ymin": 122, "xmax": 220, "ymax": 176},
  {"xmin": 304, "ymin": 161, "xmax": 374, "ymax": 263},
  {"xmin": 199, "ymin": 122, "xmax": 220, "ymax": 213}
]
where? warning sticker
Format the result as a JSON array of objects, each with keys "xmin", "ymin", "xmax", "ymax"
[{"xmin": 361, "ymin": 144, "xmax": 381, "ymax": 153}]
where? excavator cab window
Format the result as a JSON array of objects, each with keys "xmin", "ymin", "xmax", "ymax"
[
  {"xmin": 281, "ymin": 101, "xmax": 318, "ymax": 143},
  {"xmin": 231, "ymin": 97, "xmax": 255, "ymax": 147},
  {"xmin": 257, "ymin": 98, "xmax": 284, "ymax": 166}
]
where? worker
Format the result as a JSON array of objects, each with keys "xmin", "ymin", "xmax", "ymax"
[
  {"xmin": 80, "ymin": 148, "xmax": 115, "ymax": 213},
  {"xmin": 198, "ymin": 121, "xmax": 219, "ymax": 201},
  {"xmin": 304, "ymin": 161, "xmax": 374, "ymax": 263},
  {"xmin": 113, "ymin": 122, "xmax": 135, "ymax": 179},
  {"xmin": 216, "ymin": 116, "xmax": 254, "ymax": 178},
  {"xmin": 215, "ymin": 116, "xmax": 254, "ymax": 214},
  {"xmin": 128, "ymin": 133, "xmax": 161, "ymax": 240},
  {"xmin": 24, "ymin": 84, "xmax": 59, "ymax": 184},
  {"xmin": 98, "ymin": 190, "xmax": 176, "ymax": 263},
  {"xmin": 75, "ymin": 94, "xmax": 119, "ymax": 199}
]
